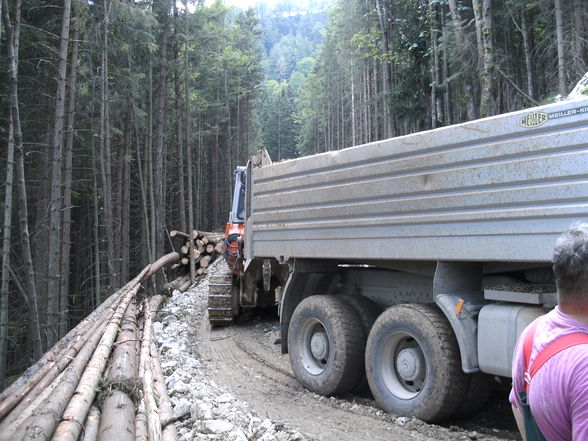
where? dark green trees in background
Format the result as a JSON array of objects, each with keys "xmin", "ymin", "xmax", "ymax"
[
  {"xmin": 0, "ymin": 0, "xmax": 262, "ymax": 386},
  {"xmin": 295, "ymin": 0, "xmax": 588, "ymax": 154},
  {"xmin": 260, "ymin": 80, "xmax": 298, "ymax": 160}
]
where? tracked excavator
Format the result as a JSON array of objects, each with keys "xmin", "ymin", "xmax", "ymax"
[{"xmin": 207, "ymin": 166, "xmax": 287, "ymax": 326}]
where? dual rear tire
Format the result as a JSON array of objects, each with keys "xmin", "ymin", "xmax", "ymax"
[{"xmin": 288, "ymin": 297, "xmax": 489, "ymax": 422}]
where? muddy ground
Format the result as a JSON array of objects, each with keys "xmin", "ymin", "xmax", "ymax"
[{"xmin": 153, "ymin": 260, "xmax": 522, "ymax": 441}]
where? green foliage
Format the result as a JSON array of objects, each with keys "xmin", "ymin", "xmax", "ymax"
[{"xmin": 260, "ymin": 80, "xmax": 299, "ymax": 161}]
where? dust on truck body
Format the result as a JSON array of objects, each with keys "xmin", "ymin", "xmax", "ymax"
[{"xmin": 234, "ymin": 96, "xmax": 588, "ymax": 422}]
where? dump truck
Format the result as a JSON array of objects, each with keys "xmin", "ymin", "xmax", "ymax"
[{"xmin": 208, "ymin": 78, "xmax": 588, "ymax": 423}]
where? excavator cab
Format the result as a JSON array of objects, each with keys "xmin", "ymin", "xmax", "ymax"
[{"xmin": 224, "ymin": 167, "xmax": 246, "ymax": 274}]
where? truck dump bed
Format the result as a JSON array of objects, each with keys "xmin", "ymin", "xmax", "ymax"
[{"xmin": 245, "ymin": 98, "xmax": 588, "ymax": 263}]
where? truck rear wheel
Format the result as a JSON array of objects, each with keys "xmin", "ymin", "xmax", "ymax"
[
  {"xmin": 340, "ymin": 295, "xmax": 381, "ymax": 391},
  {"xmin": 365, "ymin": 303, "xmax": 467, "ymax": 422},
  {"xmin": 453, "ymin": 372, "xmax": 494, "ymax": 418},
  {"xmin": 288, "ymin": 295, "xmax": 364, "ymax": 396}
]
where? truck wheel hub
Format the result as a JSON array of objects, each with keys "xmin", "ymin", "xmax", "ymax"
[
  {"xmin": 396, "ymin": 348, "xmax": 424, "ymax": 382},
  {"xmin": 310, "ymin": 331, "xmax": 329, "ymax": 361}
]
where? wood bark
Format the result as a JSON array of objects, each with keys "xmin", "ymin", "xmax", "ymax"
[
  {"xmin": 100, "ymin": 0, "xmax": 117, "ymax": 292},
  {"xmin": 50, "ymin": 285, "xmax": 140, "ymax": 441},
  {"xmin": 154, "ymin": 0, "xmax": 170, "ymax": 294},
  {"xmin": 59, "ymin": 7, "xmax": 80, "ymax": 339},
  {"xmin": 97, "ymin": 301, "xmax": 137, "ymax": 441},
  {"xmin": 478, "ymin": 0, "xmax": 495, "ymax": 117},
  {"xmin": 81, "ymin": 407, "xmax": 101, "ymax": 441},
  {"xmin": 173, "ymin": 18, "xmax": 187, "ymax": 234},
  {"xmin": 0, "ymin": 0, "xmax": 17, "ymax": 385},
  {"xmin": 520, "ymin": 11, "xmax": 535, "ymax": 101},
  {"xmin": 447, "ymin": 0, "xmax": 479, "ymax": 120},
  {"xmin": 573, "ymin": 0, "xmax": 587, "ymax": 75},
  {"xmin": 554, "ymin": 0, "xmax": 568, "ymax": 95},
  {"xmin": 2, "ymin": 0, "xmax": 42, "ymax": 360},
  {"xmin": 47, "ymin": 0, "xmax": 72, "ymax": 347},
  {"xmin": 184, "ymin": 3, "xmax": 196, "ymax": 283},
  {"xmin": 150, "ymin": 339, "xmax": 178, "ymax": 441},
  {"xmin": 140, "ymin": 297, "xmax": 163, "ymax": 441}
]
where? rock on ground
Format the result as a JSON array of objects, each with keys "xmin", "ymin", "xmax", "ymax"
[{"xmin": 153, "ymin": 260, "xmax": 310, "ymax": 441}]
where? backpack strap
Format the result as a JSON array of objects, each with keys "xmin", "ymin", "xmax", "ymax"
[{"xmin": 522, "ymin": 319, "xmax": 588, "ymax": 392}]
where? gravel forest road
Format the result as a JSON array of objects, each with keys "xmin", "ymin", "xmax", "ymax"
[{"xmin": 155, "ymin": 260, "xmax": 522, "ymax": 441}]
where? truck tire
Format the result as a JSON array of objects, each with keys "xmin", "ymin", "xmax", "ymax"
[
  {"xmin": 340, "ymin": 295, "xmax": 381, "ymax": 335},
  {"xmin": 365, "ymin": 303, "xmax": 467, "ymax": 422},
  {"xmin": 288, "ymin": 295, "xmax": 365, "ymax": 396},
  {"xmin": 340, "ymin": 295, "xmax": 382, "ymax": 391},
  {"xmin": 453, "ymin": 372, "xmax": 494, "ymax": 418}
]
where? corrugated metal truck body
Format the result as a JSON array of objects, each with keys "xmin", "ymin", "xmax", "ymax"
[{"xmin": 246, "ymin": 98, "xmax": 588, "ymax": 263}]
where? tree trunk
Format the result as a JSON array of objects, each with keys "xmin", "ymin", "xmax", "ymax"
[
  {"xmin": 448, "ymin": 0, "xmax": 479, "ymax": 120},
  {"xmin": 174, "ymin": 38, "xmax": 186, "ymax": 234},
  {"xmin": 573, "ymin": 0, "xmax": 587, "ymax": 75},
  {"xmin": 46, "ymin": 0, "xmax": 72, "ymax": 348},
  {"xmin": 0, "ymin": 0, "xmax": 20, "ymax": 390},
  {"xmin": 479, "ymin": 0, "xmax": 495, "ymax": 117},
  {"xmin": 154, "ymin": 1, "xmax": 170, "ymax": 292},
  {"xmin": 554, "ymin": 0, "xmax": 568, "ymax": 96},
  {"xmin": 0, "ymin": 118, "xmax": 15, "ymax": 391},
  {"xmin": 121, "ymin": 101, "xmax": 132, "ymax": 284},
  {"xmin": 2, "ymin": 0, "xmax": 42, "ymax": 362},
  {"xmin": 59, "ymin": 9, "xmax": 79, "ymax": 339},
  {"xmin": 184, "ymin": 3, "xmax": 195, "ymax": 282},
  {"xmin": 520, "ymin": 11, "xmax": 535, "ymax": 101},
  {"xmin": 375, "ymin": 0, "xmax": 393, "ymax": 137},
  {"xmin": 100, "ymin": 0, "xmax": 116, "ymax": 293}
]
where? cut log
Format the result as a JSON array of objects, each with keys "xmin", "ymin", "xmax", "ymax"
[
  {"xmin": 150, "ymin": 339, "xmax": 178, "ymax": 441},
  {"xmin": 181, "ymin": 257, "xmax": 189, "ymax": 266},
  {"xmin": 97, "ymin": 300, "xmax": 138, "ymax": 441},
  {"xmin": 192, "ymin": 248, "xmax": 201, "ymax": 260},
  {"xmin": 7, "ymin": 310, "xmax": 114, "ymax": 441},
  {"xmin": 50, "ymin": 285, "xmax": 141, "ymax": 441},
  {"xmin": 196, "ymin": 268, "xmax": 206, "ymax": 276},
  {"xmin": 214, "ymin": 242, "xmax": 223, "ymax": 255},
  {"xmin": 0, "ymin": 317, "xmax": 105, "ymax": 429},
  {"xmin": 179, "ymin": 279, "xmax": 191, "ymax": 292},
  {"xmin": 141, "ymin": 297, "xmax": 163, "ymax": 441},
  {"xmin": 205, "ymin": 244, "xmax": 214, "ymax": 254},
  {"xmin": 180, "ymin": 245, "xmax": 189, "ymax": 255},
  {"xmin": 169, "ymin": 230, "xmax": 189, "ymax": 239},
  {"xmin": 81, "ymin": 406, "xmax": 101, "ymax": 441},
  {"xmin": 0, "ymin": 364, "xmax": 67, "ymax": 438},
  {"xmin": 202, "ymin": 234, "xmax": 224, "ymax": 243},
  {"xmin": 142, "ymin": 252, "xmax": 180, "ymax": 282},
  {"xmin": 0, "ymin": 286, "xmax": 124, "ymax": 413},
  {"xmin": 199, "ymin": 255, "xmax": 212, "ymax": 269}
]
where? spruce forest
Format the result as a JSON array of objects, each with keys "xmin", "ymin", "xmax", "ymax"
[{"xmin": 0, "ymin": 0, "xmax": 586, "ymax": 389}]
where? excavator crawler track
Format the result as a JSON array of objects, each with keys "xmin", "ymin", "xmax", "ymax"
[{"xmin": 208, "ymin": 272, "xmax": 236, "ymax": 326}]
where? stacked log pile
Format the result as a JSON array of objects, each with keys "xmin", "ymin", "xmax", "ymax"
[
  {"xmin": 0, "ymin": 253, "xmax": 180, "ymax": 441},
  {"xmin": 166, "ymin": 230, "xmax": 225, "ymax": 292}
]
